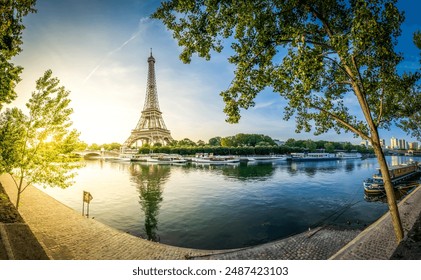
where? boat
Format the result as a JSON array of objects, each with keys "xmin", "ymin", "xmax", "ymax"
[
  {"xmin": 247, "ymin": 155, "xmax": 288, "ymax": 162},
  {"xmin": 146, "ymin": 154, "xmax": 187, "ymax": 164},
  {"xmin": 113, "ymin": 153, "xmax": 150, "ymax": 162},
  {"xmin": 115, "ymin": 153, "xmax": 135, "ymax": 162},
  {"xmin": 363, "ymin": 177, "xmax": 383, "ymax": 188},
  {"xmin": 289, "ymin": 152, "xmax": 338, "ymax": 161},
  {"xmin": 363, "ymin": 161, "xmax": 421, "ymax": 194},
  {"xmin": 364, "ymin": 181, "xmax": 419, "ymax": 195},
  {"xmin": 192, "ymin": 153, "xmax": 240, "ymax": 165},
  {"xmin": 395, "ymin": 181, "xmax": 420, "ymax": 192},
  {"xmin": 336, "ymin": 152, "xmax": 362, "ymax": 159}
]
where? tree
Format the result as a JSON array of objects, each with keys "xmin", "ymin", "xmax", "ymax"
[
  {"xmin": 106, "ymin": 142, "xmax": 121, "ymax": 151},
  {"xmin": 153, "ymin": 0, "xmax": 421, "ymax": 242},
  {"xmin": 88, "ymin": 143, "xmax": 101, "ymax": 150},
  {"xmin": 324, "ymin": 142, "xmax": 335, "ymax": 153},
  {"xmin": 0, "ymin": 70, "xmax": 83, "ymax": 209},
  {"xmin": 208, "ymin": 136, "xmax": 221, "ymax": 146},
  {"xmin": 0, "ymin": 108, "xmax": 26, "ymax": 173},
  {"xmin": 305, "ymin": 140, "xmax": 317, "ymax": 152},
  {"xmin": 0, "ymin": 0, "xmax": 36, "ymax": 110},
  {"xmin": 414, "ymin": 31, "xmax": 421, "ymax": 55},
  {"xmin": 220, "ymin": 136, "xmax": 236, "ymax": 147},
  {"xmin": 177, "ymin": 138, "xmax": 196, "ymax": 146},
  {"xmin": 196, "ymin": 139, "xmax": 206, "ymax": 146}
]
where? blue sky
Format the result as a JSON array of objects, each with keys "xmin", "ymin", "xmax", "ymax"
[{"xmin": 10, "ymin": 0, "xmax": 421, "ymax": 146}]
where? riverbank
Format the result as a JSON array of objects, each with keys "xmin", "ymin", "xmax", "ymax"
[
  {"xmin": 0, "ymin": 179, "xmax": 48, "ymax": 259},
  {"xmin": 1, "ymin": 173, "xmax": 421, "ymax": 259}
]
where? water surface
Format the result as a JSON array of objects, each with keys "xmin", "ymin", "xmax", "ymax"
[{"xmin": 37, "ymin": 156, "xmax": 415, "ymax": 249}]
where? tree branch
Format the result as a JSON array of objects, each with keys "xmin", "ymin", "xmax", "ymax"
[
  {"xmin": 322, "ymin": 55, "xmax": 355, "ymax": 83},
  {"xmin": 351, "ymin": 55, "xmax": 366, "ymax": 98},
  {"xmin": 310, "ymin": 103, "xmax": 370, "ymax": 141},
  {"xmin": 9, "ymin": 173, "xmax": 19, "ymax": 190},
  {"xmin": 376, "ymin": 89, "xmax": 384, "ymax": 126}
]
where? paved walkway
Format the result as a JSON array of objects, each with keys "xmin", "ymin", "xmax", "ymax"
[
  {"xmin": 2, "ymin": 173, "xmax": 421, "ymax": 260},
  {"xmin": 331, "ymin": 185, "xmax": 421, "ymax": 259},
  {"xmin": 190, "ymin": 226, "xmax": 360, "ymax": 260}
]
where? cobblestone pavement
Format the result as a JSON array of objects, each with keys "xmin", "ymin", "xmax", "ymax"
[
  {"xmin": 190, "ymin": 226, "xmax": 361, "ymax": 260},
  {"xmin": 2, "ymin": 173, "xmax": 421, "ymax": 260},
  {"xmin": 331, "ymin": 185, "xmax": 421, "ymax": 260}
]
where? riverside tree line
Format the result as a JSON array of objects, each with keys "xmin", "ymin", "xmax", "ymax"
[{"xmin": 87, "ymin": 134, "xmax": 372, "ymax": 156}]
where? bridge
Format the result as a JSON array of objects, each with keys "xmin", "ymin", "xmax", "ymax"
[
  {"xmin": 383, "ymin": 149, "xmax": 421, "ymax": 156},
  {"xmin": 74, "ymin": 150, "xmax": 120, "ymax": 159}
]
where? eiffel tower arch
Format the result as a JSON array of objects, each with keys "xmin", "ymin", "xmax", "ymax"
[{"xmin": 123, "ymin": 51, "xmax": 173, "ymax": 149}]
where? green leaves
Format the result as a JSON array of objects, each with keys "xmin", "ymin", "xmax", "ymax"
[
  {"xmin": 154, "ymin": 0, "xmax": 420, "ymax": 142},
  {"xmin": 0, "ymin": 0, "xmax": 37, "ymax": 109},
  {"xmin": 0, "ymin": 70, "xmax": 83, "ymax": 207},
  {"xmin": 0, "ymin": 107, "xmax": 27, "ymax": 173}
]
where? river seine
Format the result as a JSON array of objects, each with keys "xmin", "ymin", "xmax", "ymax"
[{"xmin": 36, "ymin": 155, "xmax": 417, "ymax": 250}]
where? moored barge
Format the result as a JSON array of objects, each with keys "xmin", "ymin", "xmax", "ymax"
[{"xmin": 363, "ymin": 161, "xmax": 421, "ymax": 194}]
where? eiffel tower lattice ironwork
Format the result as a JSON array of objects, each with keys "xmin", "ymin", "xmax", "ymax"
[{"xmin": 123, "ymin": 51, "xmax": 173, "ymax": 148}]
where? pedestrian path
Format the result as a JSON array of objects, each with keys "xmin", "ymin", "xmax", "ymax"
[
  {"xmin": 190, "ymin": 226, "xmax": 360, "ymax": 260},
  {"xmin": 331, "ymin": 185, "xmax": 421, "ymax": 259}
]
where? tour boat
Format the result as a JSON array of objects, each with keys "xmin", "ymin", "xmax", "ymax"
[
  {"xmin": 146, "ymin": 154, "xmax": 187, "ymax": 164},
  {"xmin": 289, "ymin": 152, "xmax": 338, "ymax": 161},
  {"xmin": 115, "ymin": 153, "xmax": 149, "ymax": 162},
  {"xmin": 247, "ymin": 155, "xmax": 288, "ymax": 162},
  {"xmin": 192, "ymin": 153, "xmax": 240, "ymax": 165},
  {"xmin": 336, "ymin": 152, "xmax": 362, "ymax": 159}
]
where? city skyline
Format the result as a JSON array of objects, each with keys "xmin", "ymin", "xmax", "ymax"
[{"xmin": 9, "ymin": 0, "xmax": 421, "ymax": 145}]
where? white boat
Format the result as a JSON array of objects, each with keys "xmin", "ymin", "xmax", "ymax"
[
  {"xmin": 113, "ymin": 153, "xmax": 149, "ymax": 162},
  {"xmin": 247, "ymin": 155, "xmax": 287, "ymax": 161},
  {"xmin": 192, "ymin": 153, "xmax": 240, "ymax": 164},
  {"xmin": 115, "ymin": 153, "xmax": 135, "ymax": 162},
  {"xmin": 147, "ymin": 154, "xmax": 187, "ymax": 164},
  {"xmin": 336, "ymin": 152, "xmax": 362, "ymax": 159},
  {"xmin": 289, "ymin": 152, "xmax": 338, "ymax": 161}
]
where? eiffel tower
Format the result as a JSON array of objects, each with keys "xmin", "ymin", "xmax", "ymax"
[{"xmin": 123, "ymin": 50, "xmax": 173, "ymax": 148}]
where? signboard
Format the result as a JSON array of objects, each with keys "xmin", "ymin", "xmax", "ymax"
[
  {"xmin": 83, "ymin": 191, "xmax": 93, "ymax": 203},
  {"xmin": 82, "ymin": 191, "xmax": 93, "ymax": 218}
]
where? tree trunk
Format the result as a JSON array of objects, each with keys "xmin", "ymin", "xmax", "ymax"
[
  {"xmin": 371, "ymin": 135, "xmax": 404, "ymax": 242},
  {"xmin": 15, "ymin": 176, "xmax": 23, "ymax": 210}
]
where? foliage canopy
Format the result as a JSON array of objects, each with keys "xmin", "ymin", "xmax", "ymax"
[
  {"xmin": 153, "ymin": 0, "xmax": 420, "ymax": 141},
  {"xmin": 0, "ymin": 70, "xmax": 83, "ymax": 208},
  {"xmin": 0, "ymin": 0, "xmax": 36, "ymax": 109}
]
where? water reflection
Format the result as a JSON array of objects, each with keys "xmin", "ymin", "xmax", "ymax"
[
  {"xmin": 287, "ymin": 161, "xmax": 340, "ymax": 177},
  {"xmin": 344, "ymin": 161, "xmax": 356, "ymax": 173},
  {"xmin": 222, "ymin": 162, "xmax": 276, "ymax": 181},
  {"xmin": 129, "ymin": 164, "xmax": 170, "ymax": 241}
]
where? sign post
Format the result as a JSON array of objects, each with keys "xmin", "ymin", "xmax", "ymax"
[{"xmin": 82, "ymin": 191, "xmax": 93, "ymax": 218}]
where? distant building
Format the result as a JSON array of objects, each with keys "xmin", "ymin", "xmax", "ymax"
[
  {"xmin": 390, "ymin": 137, "xmax": 399, "ymax": 150},
  {"xmin": 380, "ymin": 139, "xmax": 386, "ymax": 148},
  {"xmin": 409, "ymin": 142, "xmax": 419, "ymax": 150},
  {"xmin": 398, "ymin": 139, "xmax": 406, "ymax": 150}
]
